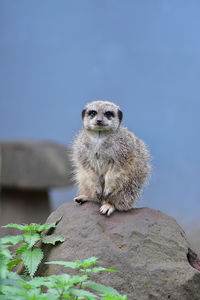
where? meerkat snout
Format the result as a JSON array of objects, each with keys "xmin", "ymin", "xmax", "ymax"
[{"xmin": 96, "ymin": 119, "xmax": 103, "ymax": 125}]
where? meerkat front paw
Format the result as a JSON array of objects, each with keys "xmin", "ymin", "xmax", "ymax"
[
  {"xmin": 73, "ymin": 195, "xmax": 89, "ymax": 205},
  {"xmin": 100, "ymin": 203, "xmax": 115, "ymax": 216}
]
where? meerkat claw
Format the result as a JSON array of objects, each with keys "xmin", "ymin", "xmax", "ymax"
[
  {"xmin": 100, "ymin": 203, "xmax": 115, "ymax": 216},
  {"xmin": 73, "ymin": 196, "xmax": 88, "ymax": 205}
]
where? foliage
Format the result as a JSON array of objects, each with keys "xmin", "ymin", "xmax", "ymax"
[
  {"xmin": 1, "ymin": 221, "xmax": 64, "ymax": 277},
  {"xmin": 0, "ymin": 223, "xmax": 128, "ymax": 299}
]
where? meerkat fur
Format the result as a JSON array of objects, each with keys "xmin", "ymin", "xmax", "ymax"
[{"xmin": 72, "ymin": 100, "xmax": 151, "ymax": 216}]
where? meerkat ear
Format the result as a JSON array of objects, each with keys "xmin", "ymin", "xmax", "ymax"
[
  {"xmin": 118, "ymin": 110, "xmax": 123, "ymax": 123},
  {"xmin": 82, "ymin": 109, "xmax": 86, "ymax": 120}
]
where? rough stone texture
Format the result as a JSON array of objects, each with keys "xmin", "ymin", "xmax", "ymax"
[
  {"xmin": 39, "ymin": 202, "xmax": 200, "ymax": 300},
  {"xmin": 0, "ymin": 140, "xmax": 72, "ymax": 189}
]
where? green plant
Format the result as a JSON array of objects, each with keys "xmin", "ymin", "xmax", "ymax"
[
  {"xmin": 1, "ymin": 221, "xmax": 64, "ymax": 277},
  {"xmin": 45, "ymin": 257, "xmax": 127, "ymax": 299},
  {"xmin": 0, "ymin": 223, "xmax": 128, "ymax": 299}
]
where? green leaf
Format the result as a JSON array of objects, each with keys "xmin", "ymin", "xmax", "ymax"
[
  {"xmin": 2, "ymin": 222, "xmax": 57, "ymax": 234},
  {"xmin": 17, "ymin": 287, "xmax": 49, "ymax": 299},
  {"xmin": 49, "ymin": 274, "xmax": 73, "ymax": 290},
  {"xmin": 35, "ymin": 217, "xmax": 63, "ymax": 233},
  {"xmin": 70, "ymin": 274, "xmax": 88, "ymax": 285},
  {"xmin": 26, "ymin": 276, "xmax": 56, "ymax": 289},
  {"xmin": 15, "ymin": 243, "xmax": 28, "ymax": 255},
  {"xmin": 0, "ymin": 246, "xmax": 12, "ymax": 278},
  {"xmin": 0, "ymin": 285, "xmax": 23, "ymax": 296},
  {"xmin": 41, "ymin": 234, "xmax": 65, "ymax": 245},
  {"xmin": 0, "ymin": 296, "xmax": 18, "ymax": 300},
  {"xmin": 86, "ymin": 267, "xmax": 118, "ymax": 273},
  {"xmin": 0, "ymin": 235, "xmax": 23, "ymax": 245},
  {"xmin": 69, "ymin": 288, "xmax": 97, "ymax": 299},
  {"xmin": 45, "ymin": 260, "xmax": 80, "ymax": 269},
  {"xmin": 7, "ymin": 258, "xmax": 22, "ymax": 271},
  {"xmin": 0, "ymin": 261, "xmax": 9, "ymax": 279},
  {"xmin": 35, "ymin": 223, "xmax": 56, "ymax": 233},
  {"xmin": 45, "ymin": 289, "xmax": 61, "ymax": 299},
  {"xmin": 17, "ymin": 279, "xmax": 32, "ymax": 290},
  {"xmin": 102, "ymin": 295, "xmax": 128, "ymax": 300},
  {"xmin": 76, "ymin": 257, "xmax": 98, "ymax": 268},
  {"xmin": 0, "ymin": 245, "xmax": 12, "ymax": 259},
  {"xmin": 23, "ymin": 223, "xmax": 39, "ymax": 232},
  {"xmin": 23, "ymin": 232, "xmax": 41, "ymax": 248},
  {"xmin": 21, "ymin": 247, "xmax": 43, "ymax": 277},
  {"xmin": 2, "ymin": 223, "xmax": 27, "ymax": 231},
  {"xmin": 49, "ymin": 274, "xmax": 88, "ymax": 287},
  {"xmin": 83, "ymin": 281, "xmax": 121, "ymax": 296},
  {"xmin": 3, "ymin": 270, "xmax": 21, "ymax": 281},
  {"xmin": 46, "ymin": 257, "xmax": 99, "ymax": 270}
]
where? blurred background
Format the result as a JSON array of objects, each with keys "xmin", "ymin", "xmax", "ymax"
[{"xmin": 0, "ymin": 1, "xmax": 199, "ymax": 252}]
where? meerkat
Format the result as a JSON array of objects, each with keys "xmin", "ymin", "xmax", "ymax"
[{"xmin": 72, "ymin": 100, "xmax": 151, "ymax": 216}]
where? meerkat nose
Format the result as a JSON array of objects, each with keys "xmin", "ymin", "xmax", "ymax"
[{"xmin": 96, "ymin": 120, "xmax": 103, "ymax": 125}]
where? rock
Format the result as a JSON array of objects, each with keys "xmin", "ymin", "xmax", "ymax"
[
  {"xmin": 0, "ymin": 140, "xmax": 73, "ymax": 231},
  {"xmin": 187, "ymin": 248, "xmax": 200, "ymax": 272},
  {"xmin": 0, "ymin": 140, "xmax": 72, "ymax": 189},
  {"xmin": 38, "ymin": 202, "xmax": 200, "ymax": 300}
]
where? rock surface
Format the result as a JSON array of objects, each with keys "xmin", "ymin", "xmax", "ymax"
[
  {"xmin": 0, "ymin": 140, "xmax": 72, "ymax": 189},
  {"xmin": 39, "ymin": 202, "xmax": 200, "ymax": 300}
]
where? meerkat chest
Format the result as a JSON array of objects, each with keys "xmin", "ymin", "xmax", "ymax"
[{"xmin": 88, "ymin": 135, "xmax": 113, "ymax": 174}]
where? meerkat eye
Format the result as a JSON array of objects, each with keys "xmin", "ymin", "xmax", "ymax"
[
  {"xmin": 104, "ymin": 111, "xmax": 115, "ymax": 119},
  {"xmin": 88, "ymin": 110, "xmax": 97, "ymax": 118}
]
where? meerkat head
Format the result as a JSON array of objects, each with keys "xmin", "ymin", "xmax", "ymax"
[{"xmin": 82, "ymin": 100, "xmax": 123, "ymax": 133}]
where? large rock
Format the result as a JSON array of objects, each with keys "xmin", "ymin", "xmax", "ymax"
[
  {"xmin": 39, "ymin": 202, "xmax": 200, "ymax": 300},
  {"xmin": 0, "ymin": 140, "xmax": 72, "ymax": 189}
]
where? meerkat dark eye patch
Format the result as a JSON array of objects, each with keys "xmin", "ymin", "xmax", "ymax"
[
  {"xmin": 118, "ymin": 110, "xmax": 123, "ymax": 123},
  {"xmin": 82, "ymin": 109, "xmax": 86, "ymax": 119},
  {"xmin": 104, "ymin": 111, "xmax": 115, "ymax": 119},
  {"xmin": 88, "ymin": 110, "xmax": 97, "ymax": 118}
]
